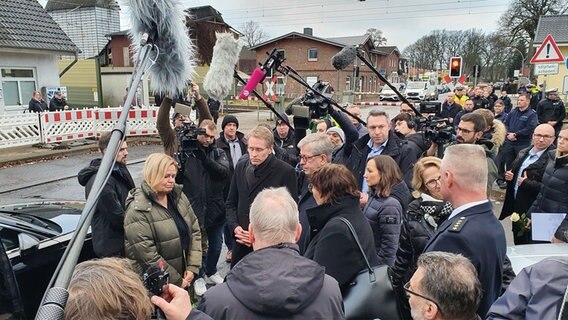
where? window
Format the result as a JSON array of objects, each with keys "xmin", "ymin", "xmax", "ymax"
[
  {"xmin": 306, "ymin": 76, "xmax": 318, "ymax": 87},
  {"xmin": 0, "ymin": 227, "xmax": 19, "ymax": 252},
  {"xmin": 308, "ymin": 48, "xmax": 318, "ymax": 61},
  {"xmin": 1, "ymin": 68, "xmax": 36, "ymax": 107},
  {"xmin": 345, "ymin": 76, "xmax": 351, "ymax": 91}
]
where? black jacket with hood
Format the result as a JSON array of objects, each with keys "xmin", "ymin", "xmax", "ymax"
[
  {"xmin": 197, "ymin": 244, "xmax": 344, "ymax": 320},
  {"xmin": 78, "ymin": 159, "xmax": 135, "ymax": 257}
]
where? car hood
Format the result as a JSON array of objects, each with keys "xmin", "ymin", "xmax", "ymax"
[{"xmin": 507, "ymin": 244, "xmax": 568, "ymax": 274}]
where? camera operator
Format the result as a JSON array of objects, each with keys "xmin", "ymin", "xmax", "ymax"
[
  {"xmin": 180, "ymin": 120, "xmax": 229, "ymax": 297},
  {"xmin": 426, "ymin": 113, "xmax": 498, "ymax": 197},
  {"xmin": 392, "ymin": 112, "xmax": 432, "ymax": 157},
  {"xmin": 156, "ymin": 82, "xmax": 213, "ymax": 157}
]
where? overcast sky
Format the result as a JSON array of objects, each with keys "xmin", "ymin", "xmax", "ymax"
[{"xmin": 40, "ymin": 0, "xmax": 508, "ymax": 51}]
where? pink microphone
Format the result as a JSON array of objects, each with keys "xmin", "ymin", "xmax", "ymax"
[{"xmin": 239, "ymin": 67, "xmax": 266, "ymax": 99}]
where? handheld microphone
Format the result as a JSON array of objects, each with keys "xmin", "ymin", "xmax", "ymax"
[
  {"xmin": 239, "ymin": 48, "xmax": 285, "ymax": 100},
  {"xmin": 204, "ymin": 32, "xmax": 243, "ymax": 101},
  {"xmin": 239, "ymin": 67, "xmax": 266, "ymax": 99},
  {"xmin": 331, "ymin": 46, "xmax": 358, "ymax": 70},
  {"xmin": 125, "ymin": 0, "xmax": 196, "ymax": 97}
]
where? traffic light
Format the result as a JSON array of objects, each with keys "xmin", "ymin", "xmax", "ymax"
[{"xmin": 449, "ymin": 57, "xmax": 462, "ymax": 77}]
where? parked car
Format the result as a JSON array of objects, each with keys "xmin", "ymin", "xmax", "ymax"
[
  {"xmin": 507, "ymin": 243, "xmax": 568, "ymax": 274},
  {"xmin": 379, "ymin": 83, "xmax": 406, "ymax": 101},
  {"xmin": 0, "ymin": 201, "xmax": 94, "ymax": 319},
  {"xmin": 405, "ymin": 81, "xmax": 438, "ymax": 101}
]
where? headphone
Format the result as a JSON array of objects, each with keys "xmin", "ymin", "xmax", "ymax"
[{"xmin": 407, "ymin": 115, "xmax": 416, "ymax": 129}]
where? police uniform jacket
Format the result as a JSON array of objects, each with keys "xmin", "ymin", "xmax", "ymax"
[
  {"xmin": 424, "ymin": 201, "xmax": 507, "ymax": 318},
  {"xmin": 536, "ymin": 98, "xmax": 566, "ymax": 133}
]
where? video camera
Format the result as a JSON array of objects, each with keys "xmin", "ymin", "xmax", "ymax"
[
  {"xmin": 415, "ymin": 116, "xmax": 454, "ymax": 145},
  {"xmin": 284, "ymin": 81, "xmax": 334, "ymax": 130},
  {"xmin": 173, "ymin": 103, "xmax": 206, "ymax": 167}
]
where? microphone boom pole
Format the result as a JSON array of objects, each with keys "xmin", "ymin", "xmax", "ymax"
[
  {"xmin": 233, "ymin": 69, "xmax": 293, "ymax": 130},
  {"xmin": 278, "ymin": 64, "xmax": 367, "ymax": 125},
  {"xmin": 35, "ymin": 42, "xmax": 158, "ymax": 320},
  {"xmin": 354, "ymin": 50, "xmax": 422, "ymax": 117}
]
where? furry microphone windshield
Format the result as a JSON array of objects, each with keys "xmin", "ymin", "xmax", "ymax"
[
  {"xmin": 204, "ymin": 32, "xmax": 243, "ymax": 101},
  {"xmin": 122, "ymin": 0, "xmax": 196, "ymax": 97},
  {"xmin": 332, "ymin": 46, "xmax": 358, "ymax": 70}
]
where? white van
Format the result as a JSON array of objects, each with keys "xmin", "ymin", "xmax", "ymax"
[{"xmin": 405, "ymin": 81, "xmax": 438, "ymax": 101}]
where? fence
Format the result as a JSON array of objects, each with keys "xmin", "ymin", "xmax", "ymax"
[{"xmin": 0, "ymin": 106, "xmax": 159, "ymax": 149}]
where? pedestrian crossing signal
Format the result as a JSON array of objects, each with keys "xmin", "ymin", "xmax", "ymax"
[{"xmin": 450, "ymin": 57, "xmax": 462, "ymax": 78}]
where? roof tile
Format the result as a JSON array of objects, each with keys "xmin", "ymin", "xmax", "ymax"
[{"xmin": 0, "ymin": 0, "xmax": 78, "ymax": 53}]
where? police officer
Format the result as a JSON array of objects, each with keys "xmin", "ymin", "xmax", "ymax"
[
  {"xmin": 423, "ymin": 144, "xmax": 506, "ymax": 318},
  {"xmin": 536, "ymin": 88, "xmax": 566, "ymax": 137}
]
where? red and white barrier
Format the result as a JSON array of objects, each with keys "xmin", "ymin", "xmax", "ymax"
[
  {"xmin": 42, "ymin": 109, "xmax": 97, "ymax": 143},
  {"xmin": 355, "ymin": 101, "xmax": 401, "ymax": 107},
  {"xmin": 39, "ymin": 107, "xmax": 159, "ymax": 144}
]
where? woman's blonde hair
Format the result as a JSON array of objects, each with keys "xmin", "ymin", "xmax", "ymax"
[
  {"xmin": 64, "ymin": 258, "xmax": 152, "ymax": 320},
  {"xmin": 411, "ymin": 156, "xmax": 442, "ymax": 198},
  {"xmin": 143, "ymin": 153, "xmax": 178, "ymax": 191}
]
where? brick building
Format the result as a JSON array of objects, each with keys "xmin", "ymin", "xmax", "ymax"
[{"xmin": 249, "ymin": 28, "xmax": 404, "ymax": 98}]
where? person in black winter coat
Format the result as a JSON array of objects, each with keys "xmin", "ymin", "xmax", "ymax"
[
  {"xmin": 499, "ymin": 90, "xmax": 513, "ymax": 113},
  {"xmin": 49, "ymin": 91, "xmax": 69, "ymax": 111},
  {"xmin": 178, "ymin": 120, "xmax": 230, "ymax": 294},
  {"xmin": 500, "ymin": 124, "xmax": 556, "ymax": 244},
  {"xmin": 389, "ymin": 156, "xmax": 453, "ymax": 319},
  {"xmin": 226, "ymin": 126, "xmax": 297, "ymax": 267},
  {"xmin": 198, "ymin": 187, "xmax": 344, "ymax": 320},
  {"xmin": 215, "ymin": 114, "xmax": 247, "ymax": 263},
  {"xmin": 28, "ymin": 91, "xmax": 47, "ymax": 113},
  {"xmin": 392, "ymin": 112, "xmax": 432, "ymax": 160},
  {"xmin": 296, "ymin": 133, "xmax": 336, "ymax": 254},
  {"xmin": 529, "ymin": 127, "xmax": 568, "ymax": 243},
  {"xmin": 362, "ymin": 155, "xmax": 403, "ymax": 266},
  {"xmin": 536, "ymin": 88, "xmax": 566, "ymax": 137},
  {"xmin": 440, "ymin": 92, "xmax": 462, "ymax": 127},
  {"xmin": 336, "ymin": 109, "xmax": 418, "ymax": 195},
  {"xmin": 77, "ymin": 133, "xmax": 135, "ymax": 258},
  {"xmin": 304, "ymin": 164, "xmax": 379, "ymax": 293},
  {"xmin": 273, "ymin": 113, "xmax": 298, "ymax": 166}
]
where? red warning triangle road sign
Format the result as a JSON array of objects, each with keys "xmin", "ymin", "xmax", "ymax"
[{"xmin": 530, "ymin": 34, "xmax": 564, "ymax": 64}]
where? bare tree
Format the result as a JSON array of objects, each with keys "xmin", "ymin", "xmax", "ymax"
[
  {"xmin": 499, "ymin": 0, "xmax": 568, "ymax": 52},
  {"xmin": 404, "ymin": 29, "xmax": 514, "ymax": 81},
  {"xmin": 240, "ymin": 20, "xmax": 269, "ymax": 48},
  {"xmin": 365, "ymin": 28, "xmax": 387, "ymax": 47}
]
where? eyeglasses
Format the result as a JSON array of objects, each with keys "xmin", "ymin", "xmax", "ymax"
[
  {"xmin": 424, "ymin": 176, "xmax": 441, "ymax": 188},
  {"xmin": 299, "ymin": 153, "xmax": 322, "ymax": 162},
  {"xmin": 456, "ymin": 127, "xmax": 474, "ymax": 134},
  {"xmin": 404, "ymin": 282, "xmax": 444, "ymax": 315},
  {"xmin": 533, "ymin": 133, "xmax": 555, "ymax": 140}
]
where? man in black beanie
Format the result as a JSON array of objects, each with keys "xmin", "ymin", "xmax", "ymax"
[{"xmin": 216, "ymin": 114, "xmax": 247, "ymax": 263}]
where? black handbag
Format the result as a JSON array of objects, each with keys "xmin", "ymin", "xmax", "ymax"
[{"xmin": 335, "ymin": 217, "xmax": 400, "ymax": 320}]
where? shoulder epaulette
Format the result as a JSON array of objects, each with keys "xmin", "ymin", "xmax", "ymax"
[{"xmin": 448, "ymin": 217, "xmax": 467, "ymax": 233}]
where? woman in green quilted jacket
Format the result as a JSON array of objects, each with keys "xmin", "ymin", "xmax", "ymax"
[{"xmin": 124, "ymin": 153, "xmax": 201, "ymax": 289}]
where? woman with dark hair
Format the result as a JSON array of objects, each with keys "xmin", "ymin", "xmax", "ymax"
[
  {"xmin": 124, "ymin": 153, "xmax": 202, "ymax": 289},
  {"xmin": 304, "ymin": 164, "xmax": 379, "ymax": 293},
  {"xmin": 389, "ymin": 156, "xmax": 453, "ymax": 319},
  {"xmin": 362, "ymin": 155, "xmax": 403, "ymax": 266}
]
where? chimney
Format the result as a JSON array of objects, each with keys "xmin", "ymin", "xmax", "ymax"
[{"xmin": 303, "ymin": 27, "xmax": 313, "ymax": 36}]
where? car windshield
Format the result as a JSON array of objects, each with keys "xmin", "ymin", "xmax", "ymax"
[{"xmin": 407, "ymin": 82, "xmax": 426, "ymax": 89}]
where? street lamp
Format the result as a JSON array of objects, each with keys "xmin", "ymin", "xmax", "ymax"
[{"xmin": 507, "ymin": 47, "xmax": 525, "ymax": 76}]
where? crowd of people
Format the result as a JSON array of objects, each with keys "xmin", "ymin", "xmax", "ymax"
[{"xmin": 64, "ymin": 81, "xmax": 568, "ymax": 320}]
